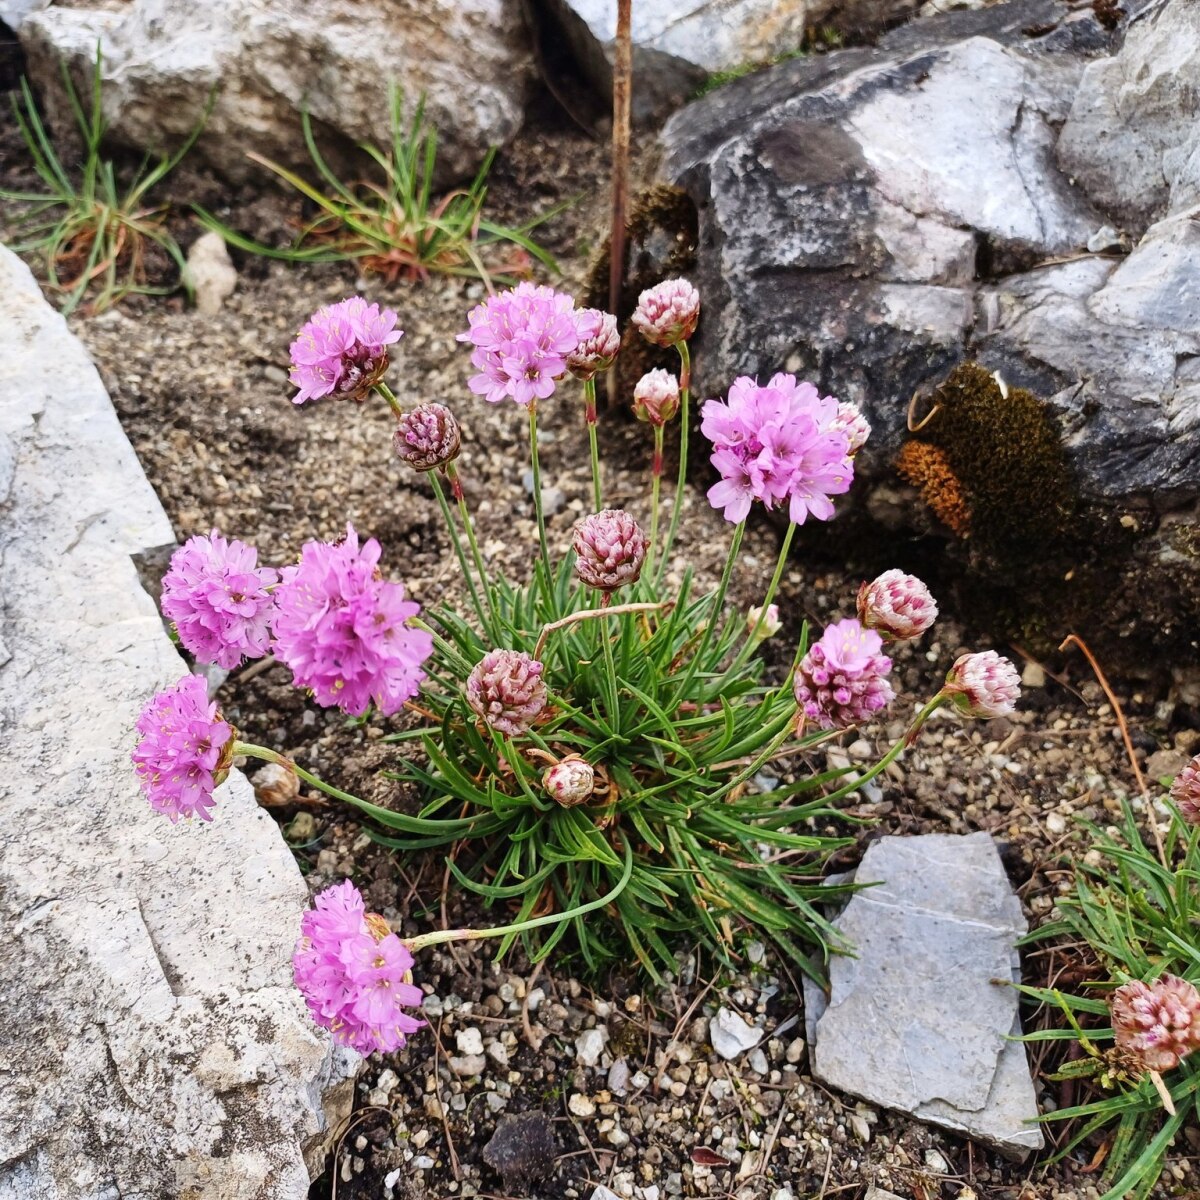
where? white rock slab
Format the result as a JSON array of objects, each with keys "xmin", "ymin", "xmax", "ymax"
[
  {"xmin": 805, "ymin": 833, "xmax": 1043, "ymax": 1160},
  {"xmin": 0, "ymin": 245, "xmax": 357, "ymax": 1200}
]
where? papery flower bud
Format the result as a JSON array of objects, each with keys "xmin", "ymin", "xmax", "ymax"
[
  {"xmin": 857, "ymin": 570, "xmax": 938, "ymax": 641},
  {"xmin": 1170, "ymin": 755, "xmax": 1200, "ymax": 825},
  {"xmin": 542, "ymin": 756, "xmax": 595, "ymax": 807},
  {"xmin": 632, "ymin": 278, "xmax": 700, "ymax": 347},
  {"xmin": 293, "ymin": 880, "xmax": 425, "ymax": 1055},
  {"xmin": 747, "ymin": 603, "xmax": 781, "ymax": 642},
  {"xmin": 831, "ymin": 401, "xmax": 871, "ymax": 455},
  {"xmin": 633, "ymin": 369, "xmax": 681, "ymax": 425},
  {"xmin": 1110, "ymin": 975, "xmax": 1200, "ymax": 1073},
  {"xmin": 393, "ymin": 403, "xmax": 462, "ymax": 472},
  {"xmin": 132, "ymin": 675, "xmax": 235, "ymax": 822},
  {"xmin": 465, "ymin": 649, "xmax": 548, "ymax": 736},
  {"xmin": 568, "ymin": 308, "xmax": 620, "ymax": 381},
  {"xmin": 943, "ymin": 651, "xmax": 1021, "ymax": 719},
  {"xmin": 573, "ymin": 509, "xmax": 647, "ymax": 592},
  {"xmin": 794, "ymin": 618, "xmax": 894, "ymax": 730}
]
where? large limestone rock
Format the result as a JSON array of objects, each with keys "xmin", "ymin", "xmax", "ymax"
[
  {"xmin": 18, "ymin": 0, "xmax": 534, "ymax": 186},
  {"xmin": 661, "ymin": 0, "xmax": 1200, "ymax": 661},
  {"xmin": 540, "ymin": 0, "xmax": 920, "ymax": 120},
  {"xmin": 0, "ymin": 244, "xmax": 357, "ymax": 1200},
  {"xmin": 804, "ymin": 834, "xmax": 1042, "ymax": 1160}
]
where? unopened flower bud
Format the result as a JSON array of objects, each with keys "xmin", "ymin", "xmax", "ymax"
[
  {"xmin": 542, "ymin": 756, "xmax": 595, "ymax": 806},
  {"xmin": 1170, "ymin": 755, "xmax": 1200, "ymax": 825},
  {"xmin": 857, "ymin": 570, "xmax": 938, "ymax": 641},
  {"xmin": 573, "ymin": 509, "xmax": 647, "ymax": 592},
  {"xmin": 465, "ymin": 649, "xmax": 548, "ymax": 736},
  {"xmin": 831, "ymin": 401, "xmax": 871, "ymax": 455},
  {"xmin": 746, "ymin": 603, "xmax": 781, "ymax": 642},
  {"xmin": 1110, "ymin": 975, "xmax": 1200, "ymax": 1073},
  {"xmin": 633, "ymin": 369, "xmax": 680, "ymax": 425},
  {"xmin": 632, "ymin": 278, "xmax": 700, "ymax": 347},
  {"xmin": 393, "ymin": 403, "xmax": 461, "ymax": 472},
  {"xmin": 943, "ymin": 651, "xmax": 1020, "ymax": 719},
  {"xmin": 568, "ymin": 309, "xmax": 620, "ymax": 381}
]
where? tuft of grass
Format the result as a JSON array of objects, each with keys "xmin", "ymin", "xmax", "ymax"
[
  {"xmin": 196, "ymin": 87, "xmax": 563, "ymax": 289},
  {"xmin": 1, "ymin": 47, "xmax": 205, "ymax": 315},
  {"xmin": 1018, "ymin": 799, "xmax": 1200, "ymax": 1200}
]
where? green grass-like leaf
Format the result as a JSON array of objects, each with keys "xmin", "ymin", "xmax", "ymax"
[{"xmin": 195, "ymin": 84, "xmax": 565, "ymax": 289}]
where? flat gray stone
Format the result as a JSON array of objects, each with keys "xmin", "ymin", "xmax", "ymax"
[
  {"xmin": 0, "ymin": 246, "xmax": 357, "ymax": 1199},
  {"xmin": 805, "ymin": 834, "xmax": 1043, "ymax": 1160}
]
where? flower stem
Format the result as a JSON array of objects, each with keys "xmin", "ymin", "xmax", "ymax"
[
  {"xmin": 674, "ymin": 519, "xmax": 744, "ymax": 705},
  {"xmin": 528, "ymin": 401, "xmax": 554, "ymax": 599},
  {"xmin": 729, "ymin": 521, "xmax": 796, "ymax": 674},
  {"xmin": 646, "ymin": 423, "xmax": 665, "ymax": 576},
  {"xmin": 584, "ymin": 377, "xmax": 602, "ymax": 512},
  {"xmin": 236, "ymin": 742, "xmax": 378, "ymax": 811},
  {"xmin": 821, "ymin": 693, "xmax": 948, "ymax": 805},
  {"xmin": 374, "ymin": 380, "xmax": 404, "ymax": 420},
  {"xmin": 655, "ymin": 339, "xmax": 690, "ymax": 587},
  {"xmin": 405, "ymin": 840, "xmax": 634, "ymax": 952},
  {"xmin": 444, "ymin": 461, "xmax": 501, "ymax": 641},
  {"xmin": 428, "ymin": 472, "xmax": 490, "ymax": 635},
  {"xmin": 599, "ymin": 602, "xmax": 622, "ymax": 731},
  {"xmin": 533, "ymin": 600, "xmax": 671, "ymax": 661}
]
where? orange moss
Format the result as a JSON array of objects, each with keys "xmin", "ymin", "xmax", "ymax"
[{"xmin": 895, "ymin": 440, "xmax": 973, "ymax": 537}]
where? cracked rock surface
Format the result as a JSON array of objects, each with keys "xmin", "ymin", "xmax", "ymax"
[
  {"xmin": 804, "ymin": 834, "xmax": 1042, "ymax": 1161},
  {"xmin": 661, "ymin": 0, "xmax": 1200, "ymax": 661},
  {"xmin": 0, "ymin": 246, "xmax": 357, "ymax": 1200}
]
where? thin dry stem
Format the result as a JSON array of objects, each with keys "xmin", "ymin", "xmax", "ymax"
[{"xmin": 533, "ymin": 601, "xmax": 672, "ymax": 661}]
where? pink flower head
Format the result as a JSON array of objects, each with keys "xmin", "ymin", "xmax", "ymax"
[
  {"xmin": 701, "ymin": 373, "xmax": 854, "ymax": 525},
  {"xmin": 132, "ymin": 675, "xmax": 234, "ymax": 822},
  {"xmin": 632, "ymin": 369, "xmax": 681, "ymax": 426},
  {"xmin": 831, "ymin": 401, "xmax": 871, "ymax": 455},
  {"xmin": 1170, "ymin": 755, "xmax": 1200, "ymax": 825},
  {"xmin": 943, "ymin": 650, "xmax": 1020, "ymax": 719},
  {"xmin": 573, "ymin": 509, "xmax": 647, "ymax": 592},
  {"xmin": 458, "ymin": 282, "xmax": 579, "ymax": 406},
  {"xmin": 466, "ymin": 649, "xmax": 548, "ymax": 736},
  {"xmin": 794, "ymin": 618, "xmax": 894, "ymax": 730},
  {"xmin": 393, "ymin": 403, "xmax": 461, "ymax": 472},
  {"xmin": 293, "ymin": 880, "xmax": 425, "ymax": 1055},
  {"xmin": 289, "ymin": 297, "xmax": 402, "ymax": 405},
  {"xmin": 857, "ymin": 570, "xmax": 938, "ymax": 641},
  {"xmin": 1110, "ymin": 975, "xmax": 1200, "ymax": 1073},
  {"xmin": 161, "ymin": 531, "xmax": 278, "ymax": 669},
  {"xmin": 568, "ymin": 308, "xmax": 620, "ymax": 381},
  {"xmin": 543, "ymin": 757, "xmax": 595, "ymax": 807},
  {"xmin": 272, "ymin": 525, "xmax": 433, "ymax": 717},
  {"xmin": 632, "ymin": 278, "xmax": 700, "ymax": 347}
]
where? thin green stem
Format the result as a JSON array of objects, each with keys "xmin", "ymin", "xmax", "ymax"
[
  {"xmin": 675, "ymin": 519, "xmax": 744, "ymax": 705},
  {"xmin": 584, "ymin": 377, "xmax": 602, "ymax": 512},
  {"xmin": 528, "ymin": 401, "xmax": 554, "ymax": 598},
  {"xmin": 709, "ymin": 709, "xmax": 798, "ymax": 802},
  {"xmin": 822, "ymin": 693, "xmax": 949, "ymax": 805},
  {"xmin": 237, "ymin": 742, "xmax": 377, "ymax": 810},
  {"xmin": 445, "ymin": 461, "xmax": 501, "ymax": 641},
  {"xmin": 646, "ymin": 423, "xmax": 664, "ymax": 577},
  {"xmin": 428, "ymin": 472, "xmax": 490, "ymax": 634},
  {"xmin": 405, "ymin": 841, "xmax": 635, "ymax": 951},
  {"xmin": 655, "ymin": 339, "xmax": 690, "ymax": 587},
  {"xmin": 374, "ymin": 379, "xmax": 404, "ymax": 419},
  {"xmin": 729, "ymin": 521, "xmax": 796, "ymax": 674},
  {"xmin": 599, "ymin": 607, "xmax": 622, "ymax": 731}
]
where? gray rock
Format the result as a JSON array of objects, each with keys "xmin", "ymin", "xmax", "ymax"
[
  {"xmin": 185, "ymin": 229, "xmax": 238, "ymax": 316},
  {"xmin": 804, "ymin": 834, "xmax": 1042, "ymax": 1160},
  {"xmin": 661, "ymin": 0, "xmax": 1200, "ymax": 658},
  {"xmin": 709, "ymin": 1007, "xmax": 762, "ymax": 1059},
  {"xmin": 575, "ymin": 1025, "xmax": 608, "ymax": 1066},
  {"xmin": 0, "ymin": 245, "xmax": 357, "ymax": 1199},
  {"xmin": 1059, "ymin": 0, "xmax": 1200, "ymax": 229},
  {"xmin": 18, "ymin": 0, "xmax": 533, "ymax": 188},
  {"xmin": 0, "ymin": 0, "xmax": 50, "ymax": 32},
  {"xmin": 540, "ymin": 0, "xmax": 920, "ymax": 121}
]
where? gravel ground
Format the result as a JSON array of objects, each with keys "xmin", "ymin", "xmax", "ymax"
[{"xmin": 36, "ymin": 87, "xmax": 1200, "ymax": 1200}]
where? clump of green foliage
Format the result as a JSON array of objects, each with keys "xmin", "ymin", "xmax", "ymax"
[
  {"xmin": 197, "ymin": 87, "xmax": 560, "ymax": 289},
  {"xmin": 1019, "ymin": 799, "xmax": 1200, "ymax": 1200},
  {"xmin": 1, "ymin": 48, "xmax": 203, "ymax": 315}
]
